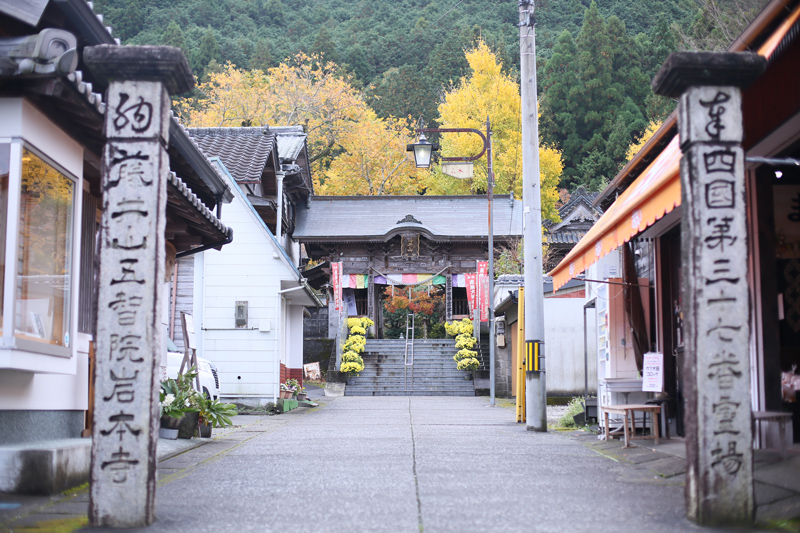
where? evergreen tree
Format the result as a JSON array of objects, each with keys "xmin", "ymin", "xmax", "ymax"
[
  {"xmin": 113, "ymin": 0, "xmax": 144, "ymax": 40},
  {"xmin": 540, "ymin": 30, "xmax": 579, "ymax": 160},
  {"xmin": 192, "ymin": 26, "xmax": 220, "ymax": 78},
  {"xmin": 640, "ymin": 14, "xmax": 680, "ymax": 122},
  {"xmin": 250, "ymin": 40, "xmax": 273, "ymax": 72},
  {"xmin": 540, "ymin": 1, "xmax": 653, "ymax": 190},
  {"xmin": 344, "ymin": 45, "xmax": 371, "ymax": 84},
  {"xmin": 310, "ymin": 26, "xmax": 339, "ymax": 64},
  {"xmin": 367, "ymin": 65, "xmax": 437, "ymax": 122},
  {"xmin": 161, "ymin": 21, "xmax": 187, "ymax": 55},
  {"xmin": 262, "ymin": 0, "xmax": 285, "ymax": 27}
]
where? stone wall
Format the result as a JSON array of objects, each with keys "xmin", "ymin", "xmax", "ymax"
[
  {"xmin": 304, "ymin": 306, "xmax": 329, "ymax": 338},
  {"xmin": 304, "ymin": 339, "xmax": 335, "ymax": 373}
]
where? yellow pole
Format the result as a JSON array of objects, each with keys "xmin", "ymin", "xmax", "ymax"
[{"xmin": 515, "ymin": 287, "xmax": 526, "ymax": 423}]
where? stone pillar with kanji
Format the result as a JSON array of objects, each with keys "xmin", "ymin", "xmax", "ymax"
[
  {"xmin": 653, "ymin": 52, "xmax": 765, "ymax": 526},
  {"xmin": 83, "ymin": 45, "xmax": 193, "ymax": 528}
]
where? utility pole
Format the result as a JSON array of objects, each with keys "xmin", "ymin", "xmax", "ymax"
[
  {"xmin": 519, "ymin": 0, "xmax": 547, "ymax": 431},
  {"xmin": 487, "ymin": 117, "xmax": 496, "ymax": 406}
]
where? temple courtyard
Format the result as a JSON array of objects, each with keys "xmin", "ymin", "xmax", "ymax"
[{"xmin": 2, "ymin": 395, "xmax": 800, "ymax": 532}]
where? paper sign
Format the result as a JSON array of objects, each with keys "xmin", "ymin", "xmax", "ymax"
[{"xmin": 642, "ymin": 352, "xmax": 664, "ymax": 392}]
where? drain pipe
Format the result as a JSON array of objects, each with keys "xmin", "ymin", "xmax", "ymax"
[
  {"xmin": 275, "ymin": 170, "xmax": 285, "ymax": 243},
  {"xmin": 583, "ymin": 298, "xmax": 596, "ymax": 417}
]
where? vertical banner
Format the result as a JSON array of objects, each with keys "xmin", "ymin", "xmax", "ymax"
[
  {"xmin": 465, "ymin": 273, "xmax": 478, "ymax": 319},
  {"xmin": 331, "ymin": 262, "xmax": 343, "ymax": 311},
  {"xmin": 477, "ymin": 261, "xmax": 489, "ymax": 322}
]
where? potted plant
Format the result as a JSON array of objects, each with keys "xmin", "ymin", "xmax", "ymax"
[
  {"xmin": 280, "ymin": 380, "xmax": 297, "ymax": 399},
  {"xmin": 159, "ymin": 367, "xmax": 200, "ymax": 439},
  {"xmin": 446, "ymin": 318, "xmax": 480, "ymax": 379},
  {"xmin": 195, "ymin": 394, "xmax": 238, "ymax": 438},
  {"xmin": 285, "ymin": 378, "xmax": 300, "ymax": 398},
  {"xmin": 158, "ymin": 392, "xmax": 184, "ymax": 439},
  {"xmin": 296, "ymin": 387, "xmax": 307, "ymax": 401}
]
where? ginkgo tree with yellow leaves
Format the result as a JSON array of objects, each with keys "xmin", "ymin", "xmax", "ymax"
[
  {"xmin": 177, "ymin": 55, "xmax": 371, "ymax": 179},
  {"xmin": 177, "ymin": 55, "xmax": 421, "ymax": 195},
  {"xmin": 321, "ymin": 110, "xmax": 421, "ymax": 196},
  {"xmin": 419, "ymin": 40, "xmax": 562, "ymax": 223}
]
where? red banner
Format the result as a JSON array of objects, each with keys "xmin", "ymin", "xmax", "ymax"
[
  {"xmin": 331, "ymin": 262, "xmax": 343, "ymax": 311},
  {"xmin": 465, "ymin": 273, "xmax": 478, "ymax": 320},
  {"xmin": 477, "ymin": 261, "xmax": 489, "ymax": 322}
]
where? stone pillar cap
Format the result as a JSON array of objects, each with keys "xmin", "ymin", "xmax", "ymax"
[
  {"xmin": 83, "ymin": 45, "xmax": 194, "ymax": 95},
  {"xmin": 652, "ymin": 51, "xmax": 766, "ymax": 98}
]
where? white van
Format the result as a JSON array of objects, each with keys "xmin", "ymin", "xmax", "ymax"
[{"xmin": 165, "ymin": 337, "xmax": 220, "ymax": 400}]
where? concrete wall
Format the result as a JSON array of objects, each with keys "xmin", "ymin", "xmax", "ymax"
[{"xmin": 544, "ymin": 298, "xmax": 597, "ymax": 397}]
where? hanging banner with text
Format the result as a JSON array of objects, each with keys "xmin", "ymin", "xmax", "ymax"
[
  {"xmin": 465, "ymin": 273, "xmax": 478, "ymax": 320},
  {"xmin": 332, "ymin": 262, "xmax": 343, "ymax": 311},
  {"xmin": 477, "ymin": 261, "xmax": 489, "ymax": 322}
]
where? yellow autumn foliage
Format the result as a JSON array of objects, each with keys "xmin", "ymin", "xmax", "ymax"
[
  {"xmin": 419, "ymin": 41, "xmax": 562, "ymax": 222},
  {"xmin": 318, "ymin": 110, "xmax": 421, "ymax": 195},
  {"xmin": 625, "ymin": 120, "xmax": 662, "ymax": 162},
  {"xmin": 176, "ymin": 56, "xmax": 371, "ymax": 176}
]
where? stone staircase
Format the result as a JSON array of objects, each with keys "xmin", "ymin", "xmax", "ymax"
[{"xmin": 344, "ymin": 339, "xmax": 476, "ymax": 396}]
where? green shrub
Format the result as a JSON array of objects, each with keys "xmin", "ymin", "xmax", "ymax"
[{"xmin": 556, "ymin": 397, "xmax": 587, "ymax": 428}]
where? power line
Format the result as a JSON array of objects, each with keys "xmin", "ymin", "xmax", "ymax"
[{"xmin": 435, "ymin": 0, "xmax": 468, "ymax": 24}]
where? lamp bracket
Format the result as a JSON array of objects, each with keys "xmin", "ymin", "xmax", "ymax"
[{"xmin": 416, "ymin": 128, "xmax": 488, "ymax": 162}]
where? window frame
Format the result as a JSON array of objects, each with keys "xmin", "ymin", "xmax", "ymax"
[{"xmin": 0, "ymin": 139, "xmax": 81, "ymax": 359}]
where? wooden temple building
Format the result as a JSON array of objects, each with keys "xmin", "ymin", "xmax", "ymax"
[
  {"xmin": 543, "ymin": 186, "xmax": 603, "ymax": 272},
  {"xmin": 294, "ymin": 195, "xmax": 523, "ymax": 338}
]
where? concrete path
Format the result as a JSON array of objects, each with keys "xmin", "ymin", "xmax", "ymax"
[{"xmin": 67, "ymin": 396, "xmax": 701, "ymax": 533}]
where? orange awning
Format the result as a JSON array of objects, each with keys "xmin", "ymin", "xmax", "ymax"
[
  {"xmin": 550, "ymin": 138, "xmax": 681, "ymax": 290},
  {"xmin": 756, "ymin": 2, "xmax": 800, "ymax": 57},
  {"xmin": 549, "ymin": 3, "xmax": 800, "ymax": 291}
]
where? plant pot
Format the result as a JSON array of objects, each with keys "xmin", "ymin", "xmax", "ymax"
[
  {"xmin": 159, "ymin": 427, "xmax": 179, "ymax": 440},
  {"xmin": 160, "ymin": 415, "xmax": 182, "ymax": 430},
  {"xmin": 199, "ymin": 421, "xmax": 212, "ymax": 438},
  {"xmin": 296, "ymin": 393, "xmax": 307, "ymax": 401},
  {"xmin": 177, "ymin": 411, "xmax": 199, "ymax": 439},
  {"xmin": 280, "ymin": 390, "xmax": 292, "ymax": 399},
  {"xmin": 464, "ymin": 371, "xmax": 473, "ymax": 380}
]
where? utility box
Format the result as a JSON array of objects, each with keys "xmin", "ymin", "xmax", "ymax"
[
  {"xmin": 235, "ymin": 301, "xmax": 248, "ymax": 328},
  {"xmin": 496, "ymin": 317, "xmax": 506, "ymax": 348}
]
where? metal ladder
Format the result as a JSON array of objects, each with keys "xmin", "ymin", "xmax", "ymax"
[{"xmin": 404, "ymin": 313, "xmax": 415, "ymax": 391}]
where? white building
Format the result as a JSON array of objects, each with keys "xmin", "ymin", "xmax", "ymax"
[
  {"xmin": 0, "ymin": 1, "xmax": 233, "ymax": 494},
  {"xmin": 188, "ymin": 128, "xmax": 320, "ymax": 404}
]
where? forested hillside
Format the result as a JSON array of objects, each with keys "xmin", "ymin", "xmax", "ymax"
[{"xmin": 94, "ymin": 0, "xmax": 763, "ymax": 192}]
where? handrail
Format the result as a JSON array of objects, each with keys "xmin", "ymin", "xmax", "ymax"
[{"xmin": 404, "ymin": 313, "xmax": 415, "ymax": 391}]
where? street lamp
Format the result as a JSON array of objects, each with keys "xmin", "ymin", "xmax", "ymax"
[
  {"xmin": 410, "ymin": 133, "xmax": 435, "ymax": 168},
  {"xmin": 407, "ymin": 118, "xmax": 497, "ymax": 406}
]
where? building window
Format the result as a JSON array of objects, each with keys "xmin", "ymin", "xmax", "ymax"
[{"xmin": 14, "ymin": 147, "xmax": 75, "ymax": 353}]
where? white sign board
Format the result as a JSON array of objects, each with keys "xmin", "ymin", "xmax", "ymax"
[
  {"xmin": 442, "ymin": 162, "xmax": 474, "ymax": 179},
  {"xmin": 642, "ymin": 352, "xmax": 663, "ymax": 392}
]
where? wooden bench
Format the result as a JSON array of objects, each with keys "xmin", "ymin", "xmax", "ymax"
[
  {"xmin": 604, "ymin": 404, "xmax": 661, "ymax": 448},
  {"xmin": 752, "ymin": 411, "xmax": 792, "ymax": 460}
]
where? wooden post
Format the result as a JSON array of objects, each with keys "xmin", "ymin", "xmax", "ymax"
[
  {"xmin": 84, "ymin": 45, "xmax": 193, "ymax": 528},
  {"xmin": 653, "ymin": 51, "xmax": 765, "ymax": 526}
]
